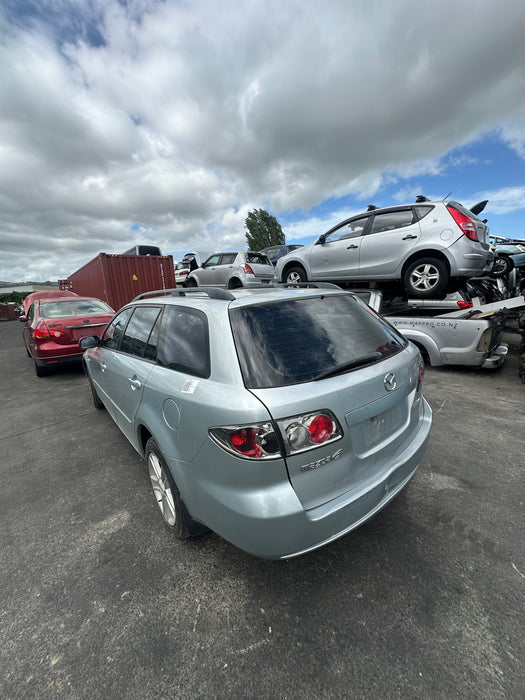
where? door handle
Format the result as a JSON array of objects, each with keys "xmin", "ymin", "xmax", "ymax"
[
  {"xmin": 100, "ymin": 363, "xmax": 107, "ymax": 372},
  {"xmin": 402, "ymin": 234, "xmax": 418, "ymax": 240},
  {"xmin": 347, "ymin": 244, "xmax": 359, "ymax": 249},
  {"xmin": 129, "ymin": 378, "xmax": 141, "ymax": 391}
]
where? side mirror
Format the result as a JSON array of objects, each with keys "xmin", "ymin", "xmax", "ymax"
[
  {"xmin": 79, "ymin": 336, "xmax": 99, "ymax": 349},
  {"xmin": 19, "ymin": 315, "xmax": 27, "ymax": 322},
  {"xmin": 316, "ymin": 234, "xmax": 326, "ymax": 245}
]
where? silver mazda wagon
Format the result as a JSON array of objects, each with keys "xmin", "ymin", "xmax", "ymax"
[{"xmin": 81, "ymin": 284, "xmax": 432, "ymax": 559}]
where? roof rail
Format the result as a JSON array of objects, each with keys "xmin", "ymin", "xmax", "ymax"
[
  {"xmin": 277, "ymin": 282, "xmax": 342, "ymax": 290},
  {"xmin": 132, "ymin": 287, "xmax": 235, "ymax": 302}
]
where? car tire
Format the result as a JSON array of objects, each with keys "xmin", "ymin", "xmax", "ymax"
[
  {"xmin": 88, "ymin": 375, "xmax": 105, "ymax": 409},
  {"xmin": 491, "ymin": 255, "xmax": 514, "ymax": 278},
  {"xmin": 403, "ymin": 258, "xmax": 448, "ymax": 298},
  {"xmin": 145, "ymin": 438, "xmax": 207, "ymax": 539},
  {"xmin": 34, "ymin": 360, "xmax": 49, "ymax": 377},
  {"xmin": 186, "ymin": 278, "xmax": 198, "ymax": 288},
  {"xmin": 25, "ymin": 343, "xmax": 31, "ymax": 358},
  {"xmin": 285, "ymin": 266, "xmax": 307, "ymax": 284}
]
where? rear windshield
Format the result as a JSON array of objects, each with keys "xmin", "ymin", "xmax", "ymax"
[
  {"xmin": 230, "ymin": 295, "xmax": 406, "ymax": 388},
  {"xmin": 246, "ymin": 252, "xmax": 271, "ymax": 265},
  {"xmin": 40, "ymin": 300, "xmax": 112, "ymax": 318}
]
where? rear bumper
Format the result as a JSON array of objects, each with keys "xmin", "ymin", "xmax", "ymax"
[
  {"xmin": 242, "ymin": 278, "xmax": 274, "ymax": 288},
  {"xmin": 481, "ymin": 344, "xmax": 509, "ymax": 369},
  {"xmin": 179, "ymin": 398, "xmax": 432, "ymax": 559},
  {"xmin": 34, "ymin": 346, "xmax": 84, "ymax": 365}
]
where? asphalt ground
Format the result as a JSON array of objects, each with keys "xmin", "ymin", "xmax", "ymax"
[{"xmin": 1, "ymin": 318, "xmax": 524, "ymax": 699}]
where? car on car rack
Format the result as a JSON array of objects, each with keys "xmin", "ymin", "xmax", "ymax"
[
  {"xmin": 274, "ymin": 198, "xmax": 493, "ymax": 298},
  {"xmin": 80, "ymin": 283, "xmax": 432, "ymax": 559}
]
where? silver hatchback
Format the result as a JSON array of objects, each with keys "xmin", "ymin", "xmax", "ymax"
[
  {"xmin": 81, "ymin": 285, "xmax": 432, "ymax": 559},
  {"xmin": 274, "ymin": 199, "xmax": 493, "ymax": 298},
  {"xmin": 186, "ymin": 251, "xmax": 274, "ymax": 289}
]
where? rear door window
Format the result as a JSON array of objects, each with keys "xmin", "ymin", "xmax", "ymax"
[
  {"xmin": 220, "ymin": 254, "xmax": 237, "ymax": 265},
  {"xmin": 230, "ymin": 295, "xmax": 406, "ymax": 388},
  {"xmin": 369, "ymin": 209, "xmax": 415, "ymax": 234},
  {"xmin": 157, "ymin": 306, "xmax": 210, "ymax": 377}
]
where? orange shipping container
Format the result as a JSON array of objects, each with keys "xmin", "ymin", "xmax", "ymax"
[{"xmin": 63, "ymin": 253, "xmax": 176, "ymax": 311}]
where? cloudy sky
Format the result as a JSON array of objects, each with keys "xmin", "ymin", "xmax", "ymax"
[{"xmin": 1, "ymin": 0, "xmax": 525, "ymax": 282}]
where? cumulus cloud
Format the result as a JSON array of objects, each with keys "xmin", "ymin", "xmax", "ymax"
[{"xmin": 1, "ymin": 0, "xmax": 525, "ymax": 279}]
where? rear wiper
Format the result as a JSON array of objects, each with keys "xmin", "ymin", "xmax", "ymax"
[{"xmin": 314, "ymin": 352, "xmax": 382, "ymax": 380}]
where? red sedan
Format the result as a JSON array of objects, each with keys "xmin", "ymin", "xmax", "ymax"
[{"xmin": 20, "ymin": 296, "xmax": 114, "ymax": 376}]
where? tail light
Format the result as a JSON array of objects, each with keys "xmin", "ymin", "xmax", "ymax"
[
  {"xmin": 209, "ymin": 422, "xmax": 281, "ymax": 459},
  {"xmin": 241, "ymin": 264, "xmax": 254, "ymax": 275},
  {"xmin": 447, "ymin": 204, "xmax": 479, "ymax": 241},
  {"xmin": 278, "ymin": 411, "xmax": 342, "ymax": 454},
  {"xmin": 209, "ymin": 410, "xmax": 343, "ymax": 460},
  {"xmin": 476, "ymin": 328, "xmax": 492, "ymax": 353},
  {"xmin": 34, "ymin": 328, "xmax": 50, "ymax": 339}
]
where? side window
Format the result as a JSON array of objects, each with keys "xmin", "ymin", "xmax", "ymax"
[
  {"xmin": 414, "ymin": 205, "xmax": 434, "ymax": 221},
  {"xmin": 369, "ymin": 210, "xmax": 415, "ymax": 234},
  {"xmin": 327, "ymin": 216, "xmax": 369, "ymax": 242},
  {"xmin": 144, "ymin": 313, "xmax": 162, "ymax": 361},
  {"xmin": 220, "ymin": 254, "xmax": 236, "ymax": 265},
  {"xmin": 27, "ymin": 304, "xmax": 35, "ymax": 322},
  {"xmin": 101, "ymin": 308, "xmax": 133, "ymax": 350},
  {"xmin": 120, "ymin": 306, "xmax": 162, "ymax": 358},
  {"xmin": 203, "ymin": 255, "xmax": 221, "ymax": 267},
  {"xmin": 157, "ymin": 306, "xmax": 210, "ymax": 378}
]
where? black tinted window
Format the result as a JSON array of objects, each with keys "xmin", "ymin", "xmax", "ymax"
[
  {"xmin": 120, "ymin": 306, "xmax": 162, "ymax": 357},
  {"xmin": 102, "ymin": 308, "xmax": 133, "ymax": 350},
  {"xmin": 246, "ymin": 252, "xmax": 271, "ymax": 265},
  {"xmin": 230, "ymin": 295, "xmax": 406, "ymax": 388},
  {"xmin": 157, "ymin": 306, "xmax": 210, "ymax": 377},
  {"xmin": 370, "ymin": 210, "xmax": 415, "ymax": 233}
]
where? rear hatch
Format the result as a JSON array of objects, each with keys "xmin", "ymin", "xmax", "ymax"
[
  {"xmin": 245, "ymin": 252, "xmax": 275, "ymax": 281},
  {"xmin": 229, "ymin": 291, "xmax": 422, "ymax": 510},
  {"xmin": 252, "ymin": 352, "xmax": 421, "ymax": 509}
]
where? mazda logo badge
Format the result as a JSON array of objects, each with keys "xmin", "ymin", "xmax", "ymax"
[{"xmin": 384, "ymin": 373, "xmax": 397, "ymax": 391}]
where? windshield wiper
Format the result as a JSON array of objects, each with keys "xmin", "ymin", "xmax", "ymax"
[{"xmin": 314, "ymin": 352, "xmax": 383, "ymax": 380}]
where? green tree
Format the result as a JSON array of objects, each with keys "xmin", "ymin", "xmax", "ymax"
[{"xmin": 245, "ymin": 208, "xmax": 285, "ymax": 251}]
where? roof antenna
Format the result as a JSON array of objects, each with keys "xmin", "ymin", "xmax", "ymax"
[
  {"xmin": 367, "ymin": 204, "xmax": 379, "ymax": 211},
  {"xmin": 415, "ymin": 195, "xmax": 430, "ymax": 203},
  {"xmin": 443, "ymin": 192, "xmax": 452, "ymax": 201}
]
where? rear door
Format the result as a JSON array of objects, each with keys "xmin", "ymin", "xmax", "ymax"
[
  {"xmin": 358, "ymin": 207, "xmax": 420, "ymax": 277},
  {"xmin": 214, "ymin": 253, "xmax": 237, "ymax": 286}
]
